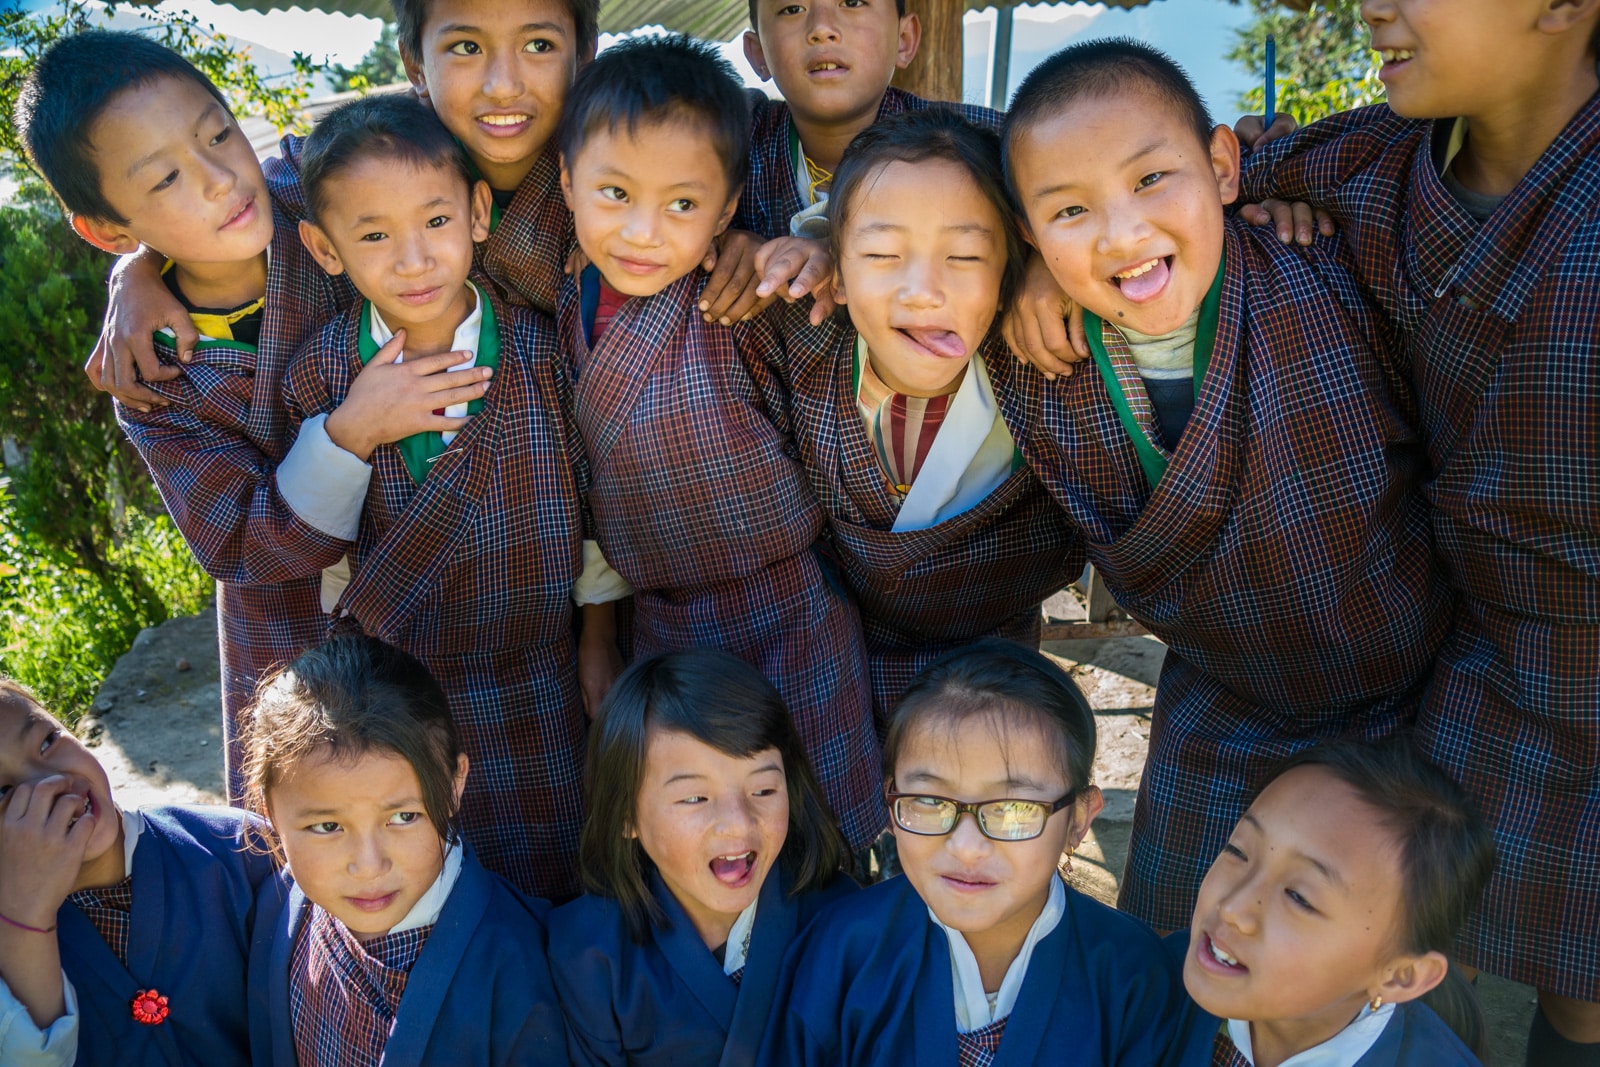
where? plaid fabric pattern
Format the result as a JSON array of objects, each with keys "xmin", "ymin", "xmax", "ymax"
[
  {"xmin": 475, "ymin": 144, "xmax": 576, "ymax": 315},
  {"xmin": 288, "ymin": 902, "xmax": 431, "ymax": 1067},
  {"xmin": 1243, "ymin": 100, "xmax": 1600, "ymax": 996},
  {"xmin": 993, "ymin": 220, "xmax": 1453, "ymax": 932},
  {"xmin": 956, "ymin": 1017, "xmax": 1009, "ymax": 1067},
  {"xmin": 1091, "ymin": 322, "xmax": 1168, "ymax": 458},
  {"xmin": 557, "ymin": 272, "xmax": 883, "ymax": 850},
  {"xmin": 736, "ymin": 90, "xmax": 1003, "ymax": 240},
  {"xmin": 1211, "ymin": 1029, "xmax": 1249, "ymax": 1067},
  {"xmin": 283, "ymin": 293, "xmax": 588, "ymax": 900},
  {"xmin": 857, "ymin": 355, "xmax": 952, "ymax": 495},
  {"xmin": 729, "ymin": 966, "xmax": 744, "ymax": 987},
  {"xmin": 66, "ymin": 875, "xmax": 134, "ymax": 967},
  {"xmin": 760, "ymin": 307, "xmax": 1083, "ymax": 724}
]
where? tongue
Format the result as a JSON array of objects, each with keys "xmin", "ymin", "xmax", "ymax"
[
  {"xmin": 711, "ymin": 855, "xmax": 751, "ymax": 884},
  {"xmin": 1117, "ymin": 258, "xmax": 1170, "ymax": 303},
  {"xmin": 904, "ymin": 328, "xmax": 967, "ymax": 359}
]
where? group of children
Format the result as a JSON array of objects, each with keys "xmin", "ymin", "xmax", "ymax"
[{"xmin": 0, "ymin": 0, "xmax": 1594, "ymax": 1061}]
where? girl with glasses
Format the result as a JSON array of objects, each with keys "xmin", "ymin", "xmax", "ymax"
[{"xmin": 762, "ymin": 638, "xmax": 1188, "ymax": 1065}]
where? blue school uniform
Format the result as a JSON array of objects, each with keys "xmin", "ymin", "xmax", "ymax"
[
  {"xmin": 57, "ymin": 805, "xmax": 274, "ymax": 1067},
  {"xmin": 249, "ymin": 841, "xmax": 568, "ymax": 1066},
  {"xmin": 764, "ymin": 874, "xmax": 1186, "ymax": 1066},
  {"xmin": 550, "ymin": 864, "xmax": 855, "ymax": 1067}
]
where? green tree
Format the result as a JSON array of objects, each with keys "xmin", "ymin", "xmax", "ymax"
[
  {"xmin": 331, "ymin": 23, "xmax": 406, "ymax": 93},
  {"xmin": 1227, "ymin": 0, "xmax": 1385, "ymax": 125}
]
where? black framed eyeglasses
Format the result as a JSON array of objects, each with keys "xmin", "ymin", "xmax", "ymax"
[{"xmin": 885, "ymin": 786, "xmax": 1077, "ymax": 842}]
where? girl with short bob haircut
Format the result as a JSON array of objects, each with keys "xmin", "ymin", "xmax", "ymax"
[
  {"xmin": 241, "ymin": 635, "xmax": 566, "ymax": 1066},
  {"xmin": 1175, "ymin": 738, "xmax": 1497, "ymax": 1067},
  {"xmin": 549, "ymin": 648, "xmax": 856, "ymax": 1067},
  {"xmin": 763, "ymin": 638, "xmax": 1187, "ymax": 1065}
]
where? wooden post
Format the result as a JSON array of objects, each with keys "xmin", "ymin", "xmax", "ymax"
[{"xmin": 891, "ymin": 0, "xmax": 965, "ymax": 102}]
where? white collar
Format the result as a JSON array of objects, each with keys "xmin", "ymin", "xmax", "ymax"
[
  {"xmin": 930, "ymin": 874, "xmax": 1066, "ymax": 1032},
  {"xmin": 119, "ymin": 807, "xmax": 145, "ymax": 877},
  {"xmin": 1118, "ymin": 309, "xmax": 1200, "ymax": 378},
  {"xmin": 1228, "ymin": 1002, "xmax": 1395, "ymax": 1067},
  {"xmin": 368, "ymin": 284, "xmax": 484, "ymax": 445},
  {"xmin": 722, "ymin": 895, "xmax": 759, "ymax": 976},
  {"xmin": 387, "ymin": 841, "xmax": 465, "ymax": 935}
]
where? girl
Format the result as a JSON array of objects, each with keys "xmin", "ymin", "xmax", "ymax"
[
  {"xmin": 762, "ymin": 639, "xmax": 1188, "ymax": 1065},
  {"xmin": 1174, "ymin": 739, "xmax": 1497, "ymax": 1067},
  {"xmin": 756, "ymin": 108, "xmax": 1083, "ymax": 724},
  {"xmin": 241, "ymin": 635, "xmax": 567, "ymax": 1066},
  {"xmin": 0, "ymin": 679, "xmax": 273, "ymax": 1067},
  {"xmin": 549, "ymin": 649, "xmax": 857, "ymax": 1067}
]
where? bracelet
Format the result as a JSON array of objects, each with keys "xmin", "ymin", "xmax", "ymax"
[{"xmin": 0, "ymin": 910, "xmax": 56, "ymax": 934}]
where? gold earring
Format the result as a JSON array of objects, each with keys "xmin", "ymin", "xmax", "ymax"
[
  {"xmin": 1368, "ymin": 994, "xmax": 1384, "ymax": 1012},
  {"xmin": 1062, "ymin": 847, "xmax": 1075, "ymax": 874}
]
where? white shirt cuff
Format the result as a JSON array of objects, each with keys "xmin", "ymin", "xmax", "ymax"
[
  {"xmin": 0, "ymin": 972, "xmax": 78, "ymax": 1067},
  {"xmin": 276, "ymin": 413, "xmax": 372, "ymax": 540},
  {"xmin": 572, "ymin": 540, "xmax": 633, "ymax": 605}
]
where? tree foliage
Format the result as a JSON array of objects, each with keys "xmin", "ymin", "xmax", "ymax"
[
  {"xmin": 1226, "ymin": 0, "xmax": 1385, "ymax": 125},
  {"xmin": 331, "ymin": 23, "xmax": 406, "ymax": 94}
]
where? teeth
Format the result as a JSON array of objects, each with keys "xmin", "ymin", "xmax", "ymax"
[
  {"xmin": 1114, "ymin": 259, "xmax": 1159, "ymax": 280},
  {"xmin": 1210, "ymin": 940, "xmax": 1239, "ymax": 967},
  {"xmin": 480, "ymin": 114, "xmax": 529, "ymax": 126},
  {"xmin": 716, "ymin": 852, "xmax": 755, "ymax": 862},
  {"xmin": 1379, "ymin": 49, "xmax": 1414, "ymax": 63},
  {"xmin": 813, "ymin": 63, "xmax": 839, "ymax": 71}
]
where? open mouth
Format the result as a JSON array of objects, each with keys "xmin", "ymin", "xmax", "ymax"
[
  {"xmin": 1200, "ymin": 932, "xmax": 1248, "ymax": 973},
  {"xmin": 808, "ymin": 60, "xmax": 849, "ymax": 76},
  {"xmin": 478, "ymin": 113, "xmax": 532, "ymax": 135},
  {"xmin": 896, "ymin": 326, "xmax": 967, "ymax": 360},
  {"xmin": 1110, "ymin": 256, "xmax": 1172, "ymax": 304},
  {"xmin": 67, "ymin": 790, "xmax": 96, "ymax": 831},
  {"xmin": 710, "ymin": 851, "xmax": 757, "ymax": 889},
  {"xmin": 220, "ymin": 197, "xmax": 257, "ymax": 231}
]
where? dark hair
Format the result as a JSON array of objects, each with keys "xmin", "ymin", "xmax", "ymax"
[
  {"xmin": 393, "ymin": 0, "xmax": 599, "ymax": 65},
  {"xmin": 884, "ymin": 639, "xmax": 1097, "ymax": 793},
  {"xmin": 829, "ymin": 107, "xmax": 1025, "ymax": 309},
  {"xmin": 241, "ymin": 635, "xmax": 464, "ymax": 859},
  {"xmin": 1002, "ymin": 37, "xmax": 1215, "ymax": 200},
  {"xmin": 1263, "ymin": 739, "xmax": 1497, "ymax": 1060},
  {"xmin": 579, "ymin": 649, "xmax": 851, "ymax": 942},
  {"xmin": 14, "ymin": 30, "xmax": 232, "ymax": 224},
  {"xmin": 300, "ymin": 93, "xmax": 473, "ymax": 223},
  {"xmin": 746, "ymin": 0, "xmax": 905, "ymax": 37},
  {"xmin": 556, "ymin": 34, "xmax": 751, "ymax": 196}
]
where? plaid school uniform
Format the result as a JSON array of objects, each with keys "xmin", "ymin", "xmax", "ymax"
[
  {"xmin": 557, "ymin": 271, "xmax": 883, "ymax": 850},
  {"xmin": 472, "ymin": 143, "xmax": 577, "ymax": 315},
  {"xmin": 1242, "ymin": 99, "xmax": 1600, "ymax": 998},
  {"xmin": 736, "ymin": 90, "xmax": 1002, "ymax": 241},
  {"xmin": 116, "ymin": 137, "xmax": 357, "ymax": 796},
  {"xmin": 66, "ymin": 875, "xmax": 134, "ymax": 967},
  {"xmin": 283, "ymin": 290, "xmax": 588, "ymax": 901},
  {"xmin": 758, "ymin": 307, "xmax": 1083, "ymax": 722},
  {"xmin": 991, "ymin": 220, "xmax": 1455, "ymax": 933},
  {"xmin": 288, "ymin": 901, "xmax": 430, "ymax": 1067},
  {"xmin": 956, "ymin": 1019, "xmax": 1009, "ymax": 1067}
]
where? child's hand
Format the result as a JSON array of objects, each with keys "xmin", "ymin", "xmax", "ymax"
[
  {"xmin": 0, "ymin": 775, "xmax": 98, "ymax": 928},
  {"xmin": 699, "ymin": 229, "xmax": 771, "ymax": 325},
  {"xmin": 323, "ymin": 330, "xmax": 493, "ymax": 461},
  {"xmin": 1001, "ymin": 253, "xmax": 1089, "ymax": 379},
  {"xmin": 754, "ymin": 236, "xmax": 838, "ymax": 324},
  {"xmin": 1237, "ymin": 198, "xmax": 1338, "ymax": 247},
  {"xmin": 87, "ymin": 248, "xmax": 188, "ymax": 412},
  {"xmin": 1234, "ymin": 112, "xmax": 1301, "ymax": 150}
]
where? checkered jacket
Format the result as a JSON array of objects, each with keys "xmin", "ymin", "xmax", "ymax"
[
  {"xmin": 1243, "ymin": 100, "xmax": 1600, "ymax": 998},
  {"xmin": 289, "ymin": 901, "xmax": 430, "ymax": 1067},
  {"xmin": 474, "ymin": 144, "xmax": 576, "ymax": 315},
  {"xmin": 736, "ymin": 89, "xmax": 1003, "ymax": 240},
  {"xmin": 557, "ymin": 272, "xmax": 884, "ymax": 850},
  {"xmin": 283, "ymin": 293, "xmax": 588, "ymax": 900}
]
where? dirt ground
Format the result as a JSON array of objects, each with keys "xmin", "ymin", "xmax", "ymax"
[{"xmin": 86, "ymin": 600, "xmax": 1535, "ymax": 1063}]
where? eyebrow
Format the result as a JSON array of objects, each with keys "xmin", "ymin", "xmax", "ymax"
[
  {"xmin": 15, "ymin": 712, "xmax": 39, "ymax": 746},
  {"xmin": 437, "ymin": 21, "xmax": 569, "ymax": 35},
  {"xmin": 1028, "ymin": 139, "xmax": 1170, "ymax": 201},
  {"xmin": 1118, "ymin": 138, "xmax": 1167, "ymax": 169},
  {"xmin": 593, "ymin": 166, "xmax": 709, "ymax": 192},
  {"xmin": 663, "ymin": 760, "xmax": 783, "ymax": 787},
  {"xmin": 853, "ymin": 220, "xmax": 994, "ymax": 237},
  {"xmin": 349, "ymin": 197, "xmax": 452, "ymax": 226},
  {"xmin": 1239, "ymin": 814, "xmax": 1345, "ymax": 887},
  {"xmin": 292, "ymin": 795, "xmax": 423, "ymax": 818},
  {"xmin": 124, "ymin": 103, "xmax": 226, "ymax": 180}
]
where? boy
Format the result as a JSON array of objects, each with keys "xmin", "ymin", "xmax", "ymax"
[
  {"xmin": 1237, "ymin": 2, "xmax": 1600, "ymax": 1056},
  {"xmin": 993, "ymin": 38, "xmax": 1454, "ymax": 945},
  {"xmin": 555, "ymin": 35, "xmax": 885, "ymax": 852},
  {"xmin": 0, "ymin": 680, "xmax": 275, "ymax": 1066},
  {"xmin": 284, "ymin": 93, "xmax": 594, "ymax": 901},
  {"xmin": 14, "ymin": 32, "xmax": 486, "ymax": 795}
]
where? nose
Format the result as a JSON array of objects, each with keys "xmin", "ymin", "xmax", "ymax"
[
  {"xmin": 346, "ymin": 830, "xmax": 392, "ymax": 879},
  {"xmin": 1095, "ymin": 201, "xmax": 1153, "ymax": 262},
  {"xmin": 1358, "ymin": 0, "xmax": 1392, "ymax": 26},
  {"xmin": 619, "ymin": 205, "xmax": 663, "ymax": 249},
  {"xmin": 483, "ymin": 46, "xmax": 527, "ymax": 103},
  {"xmin": 712, "ymin": 792, "xmax": 760, "ymax": 839},
  {"xmin": 944, "ymin": 809, "xmax": 993, "ymax": 862},
  {"xmin": 1216, "ymin": 876, "xmax": 1262, "ymax": 936},
  {"xmin": 394, "ymin": 227, "xmax": 437, "ymax": 278},
  {"xmin": 806, "ymin": 3, "xmax": 841, "ymax": 44},
  {"xmin": 199, "ymin": 151, "xmax": 240, "ymax": 201},
  {"xmin": 897, "ymin": 256, "xmax": 945, "ymax": 310}
]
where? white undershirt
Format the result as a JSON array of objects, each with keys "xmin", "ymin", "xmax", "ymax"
[
  {"xmin": 385, "ymin": 841, "xmax": 464, "ymax": 935},
  {"xmin": 929, "ymin": 874, "xmax": 1066, "ymax": 1032},
  {"xmin": 722, "ymin": 896, "xmax": 758, "ymax": 976},
  {"xmin": 1119, "ymin": 310, "xmax": 1199, "ymax": 382},
  {"xmin": 1228, "ymin": 1002, "xmax": 1395, "ymax": 1067}
]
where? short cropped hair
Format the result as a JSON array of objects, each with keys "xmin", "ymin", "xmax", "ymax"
[
  {"xmin": 14, "ymin": 30, "xmax": 231, "ymax": 224},
  {"xmin": 392, "ymin": 0, "xmax": 600, "ymax": 65},
  {"xmin": 556, "ymin": 34, "xmax": 750, "ymax": 195},
  {"xmin": 746, "ymin": 0, "xmax": 905, "ymax": 36},
  {"xmin": 299, "ymin": 93, "xmax": 473, "ymax": 223},
  {"xmin": 829, "ymin": 107, "xmax": 1025, "ymax": 308},
  {"xmin": 1003, "ymin": 37, "xmax": 1214, "ymax": 194}
]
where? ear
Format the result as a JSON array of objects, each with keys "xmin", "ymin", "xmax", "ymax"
[
  {"xmin": 714, "ymin": 189, "xmax": 742, "ymax": 238},
  {"xmin": 894, "ymin": 12, "xmax": 922, "ymax": 71},
  {"xmin": 298, "ymin": 219, "xmax": 346, "ymax": 277},
  {"xmin": 401, "ymin": 45, "xmax": 430, "ymax": 102},
  {"xmin": 559, "ymin": 156, "xmax": 576, "ymax": 211},
  {"xmin": 72, "ymin": 214, "xmax": 141, "ymax": 255},
  {"xmin": 1065, "ymin": 783, "xmax": 1105, "ymax": 852},
  {"xmin": 1017, "ymin": 212, "xmax": 1038, "ymax": 251},
  {"xmin": 1208, "ymin": 123, "xmax": 1243, "ymax": 207},
  {"xmin": 743, "ymin": 30, "xmax": 774, "ymax": 82},
  {"xmin": 1376, "ymin": 949, "xmax": 1450, "ymax": 1006},
  {"xmin": 1537, "ymin": 0, "xmax": 1600, "ymax": 39},
  {"xmin": 831, "ymin": 270, "xmax": 848, "ymax": 307},
  {"xmin": 468, "ymin": 179, "xmax": 493, "ymax": 242},
  {"xmin": 451, "ymin": 752, "xmax": 470, "ymax": 807}
]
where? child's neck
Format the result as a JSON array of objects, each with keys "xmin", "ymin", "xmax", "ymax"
[
  {"xmin": 467, "ymin": 147, "xmax": 540, "ymax": 200},
  {"xmin": 72, "ymin": 808, "xmax": 128, "ymax": 893},
  {"xmin": 957, "ymin": 893, "xmax": 1046, "ymax": 994},
  {"xmin": 792, "ymin": 101, "xmax": 887, "ymax": 175},
  {"xmin": 170, "ymin": 252, "xmax": 268, "ymax": 311},
  {"xmin": 381, "ymin": 282, "xmax": 477, "ymax": 357},
  {"xmin": 1247, "ymin": 1002, "xmax": 1367, "ymax": 1067},
  {"xmin": 1452, "ymin": 63, "xmax": 1600, "ymax": 197}
]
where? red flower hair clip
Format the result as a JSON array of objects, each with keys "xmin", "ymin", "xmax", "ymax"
[{"xmin": 131, "ymin": 989, "xmax": 170, "ymax": 1025}]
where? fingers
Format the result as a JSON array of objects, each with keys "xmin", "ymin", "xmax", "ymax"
[
  {"xmin": 1233, "ymin": 114, "xmax": 1266, "ymax": 148},
  {"xmin": 1068, "ymin": 304, "xmax": 1089, "ymax": 363},
  {"xmin": 1314, "ymin": 206, "xmax": 1337, "ymax": 238},
  {"xmin": 755, "ymin": 246, "xmax": 805, "ymax": 299},
  {"xmin": 427, "ymin": 379, "xmax": 494, "ymax": 409},
  {"xmin": 1259, "ymin": 113, "xmax": 1299, "ymax": 147},
  {"xmin": 810, "ymin": 287, "xmax": 838, "ymax": 325},
  {"xmin": 699, "ymin": 242, "xmax": 748, "ymax": 324},
  {"xmin": 368, "ymin": 329, "xmax": 408, "ymax": 366},
  {"xmin": 786, "ymin": 253, "xmax": 831, "ymax": 302},
  {"xmin": 1291, "ymin": 201, "xmax": 1318, "ymax": 246}
]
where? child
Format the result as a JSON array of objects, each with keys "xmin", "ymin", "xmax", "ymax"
[
  {"xmin": 992, "ymin": 39, "xmax": 1453, "ymax": 939},
  {"xmin": 549, "ymin": 649, "xmax": 857, "ymax": 1066},
  {"xmin": 757, "ymin": 108, "xmax": 1082, "ymax": 721},
  {"xmin": 283, "ymin": 93, "xmax": 599, "ymax": 900},
  {"xmin": 763, "ymin": 639, "xmax": 1186, "ymax": 1064},
  {"xmin": 14, "ymin": 31, "xmax": 482, "ymax": 794},
  {"xmin": 0, "ymin": 679, "xmax": 274, "ymax": 1066},
  {"xmin": 1172, "ymin": 739, "xmax": 1496, "ymax": 1066},
  {"xmin": 1236, "ymin": 7, "xmax": 1600, "ymax": 1055},
  {"xmin": 241, "ymin": 635, "xmax": 567, "ymax": 1065},
  {"xmin": 554, "ymin": 35, "xmax": 884, "ymax": 852}
]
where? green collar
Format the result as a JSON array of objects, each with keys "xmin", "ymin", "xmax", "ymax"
[
  {"xmin": 1083, "ymin": 253, "xmax": 1224, "ymax": 491},
  {"xmin": 357, "ymin": 285, "xmax": 500, "ymax": 485}
]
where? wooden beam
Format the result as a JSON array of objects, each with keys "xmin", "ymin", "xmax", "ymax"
[{"xmin": 892, "ymin": 0, "xmax": 964, "ymax": 102}]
